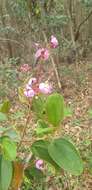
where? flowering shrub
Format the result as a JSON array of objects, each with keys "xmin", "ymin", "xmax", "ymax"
[
  {"xmin": 0, "ymin": 87, "xmax": 84, "ymax": 189},
  {"xmin": 0, "ymin": 35, "xmax": 84, "ymax": 190}
]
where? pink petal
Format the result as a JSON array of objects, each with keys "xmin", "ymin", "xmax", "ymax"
[
  {"xmin": 43, "ymin": 49, "xmax": 49, "ymax": 60},
  {"xmin": 39, "ymin": 82, "xmax": 52, "ymax": 94},
  {"xmin": 24, "ymin": 89, "xmax": 35, "ymax": 98},
  {"xmin": 35, "ymin": 48, "xmax": 49, "ymax": 61},
  {"xmin": 28, "ymin": 77, "xmax": 37, "ymax": 87},
  {"xmin": 35, "ymin": 48, "xmax": 42, "ymax": 59},
  {"xmin": 26, "ymin": 84, "xmax": 32, "ymax": 90},
  {"xmin": 50, "ymin": 35, "xmax": 58, "ymax": 48},
  {"xmin": 35, "ymin": 159, "xmax": 44, "ymax": 170}
]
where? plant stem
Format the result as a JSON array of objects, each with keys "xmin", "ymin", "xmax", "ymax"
[
  {"xmin": 50, "ymin": 55, "xmax": 61, "ymax": 90},
  {"xmin": 17, "ymin": 106, "xmax": 31, "ymax": 150}
]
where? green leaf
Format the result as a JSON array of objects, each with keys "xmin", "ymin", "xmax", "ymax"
[
  {"xmin": 35, "ymin": 120, "xmax": 54, "ymax": 136},
  {"xmin": 2, "ymin": 137, "xmax": 17, "ymax": 161},
  {"xmin": 48, "ymin": 138, "xmax": 83, "ymax": 176},
  {"xmin": 37, "ymin": 120, "xmax": 49, "ymax": 128},
  {"xmin": 45, "ymin": 93, "xmax": 64, "ymax": 127},
  {"xmin": 0, "ymin": 113, "xmax": 8, "ymax": 122},
  {"xmin": 0, "ymin": 127, "xmax": 20, "ymax": 142},
  {"xmin": 26, "ymin": 167, "xmax": 44, "ymax": 181},
  {"xmin": 0, "ymin": 100, "xmax": 11, "ymax": 113},
  {"xmin": 31, "ymin": 140, "xmax": 59, "ymax": 170},
  {"xmin": 32, "ymin": 95, "xmax": 45, "ymax": 119},
  {"xmin": 87, "ymin": 152, "xmax": 92, "ymax": 174},
  {"xmin": 5, "ymin": 130, "xmax": 20, "ymax": 142},
  {"xmin": 31, "ymin": 140, "xmax": 52, "ymax": 162},
  {"xmin": 0, "ymin": 156, "xmax": 13, "ymax": 190}
]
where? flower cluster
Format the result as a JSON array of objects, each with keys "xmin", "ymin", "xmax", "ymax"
[
  {"xmin": 35, "ymin": 35, "xmax": 58, "ymax": 61},
  {"xmin": 19, "ymin": 64, "xmax": 31, "ymax": 73},
  {"xmin": 24, "ymin": 77, "xmax": 52, "ymax": 98}
]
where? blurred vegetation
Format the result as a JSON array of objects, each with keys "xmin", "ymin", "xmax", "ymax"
[{"xmin": 0, "ymin": 0, "xmax": 92, "ymax": 63}]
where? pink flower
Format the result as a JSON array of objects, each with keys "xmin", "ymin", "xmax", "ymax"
[
  {"xmin": 19, "ymin": 64, "xmax": 31, "ymax": 72},
  {"xmin": 35, "ymin": 159, "xmax": 44, "ymax": 170},
  {"xmin": 39, "ymin": 82, "xmax": 52, "ymax": 94},
  {"xmin": 24, "ymin": 88, "xmax": 35, "ymax": 98},
  {"xmin": 42, "ymin": 49, "xmax": 49, "ymax": 60},
  {"xmin": 50, "ymin": 35, "xmax": 58, "ymax": 48},
  {"xmin": 24, "ymin": 77, "xmax": 37, "ymax": 98},
  {"xmin": 26, "ymin": 84, "xmax": 32, "ymax": 90},
  {"xmin": 24, "ymin": 77, "xmax": 52, "ymax": 98},
  {"xmin": 35, "ymin": 48, "xmax": 49, "ymax": 61},
  {"xmin": 35, "ymin": 48, "xmax": 42, "ymax": 60},
  {"xmin": 28, "ymin": 78, "xmax": 37, "ymax": 87}
]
